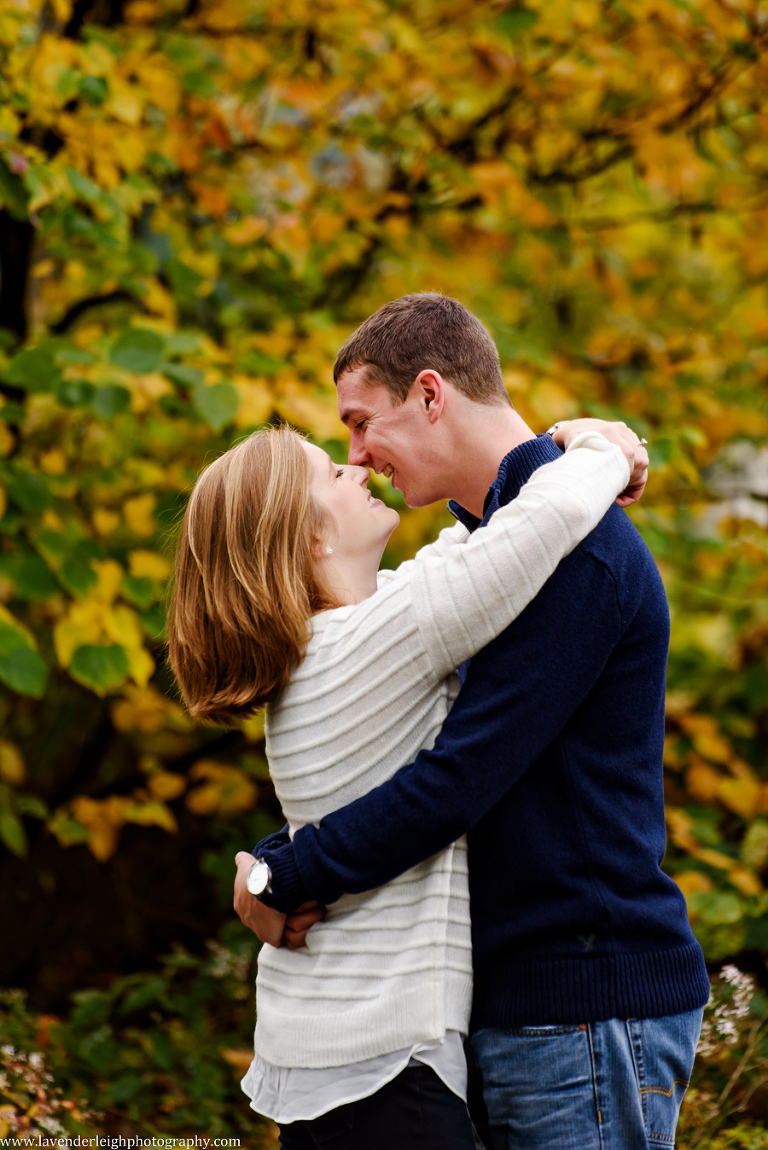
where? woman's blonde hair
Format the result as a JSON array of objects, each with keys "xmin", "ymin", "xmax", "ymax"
[{"xmin": 167, "ymin": 425, "xmax": 339, "ymax": 726}]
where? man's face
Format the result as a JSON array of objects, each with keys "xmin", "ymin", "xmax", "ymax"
[{"xmin": 337, "ymin": 367, "xmax": 446, "ymax": 508}]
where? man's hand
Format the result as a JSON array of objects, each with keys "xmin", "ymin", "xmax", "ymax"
[
  {"xmin": 552, "ymin": 418, "xmax": 649, "ymax": 507},
  {"xmin": 234, "ymin": 851, "xmax": 286, "ymax": 946},
  {"xmin": 234, "ymin": 851, "xmax": 326, "ymax": 948}
]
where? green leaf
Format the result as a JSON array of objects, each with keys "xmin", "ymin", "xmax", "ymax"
[
  {"xmin": 163, "ymin": 363, "xmax": 204, "ymax": 388},
  {"xmin": 121, "ymin": 575, "xmax": 156, "ymax": 609},
  {"xmin": 139, "ymin": 602, "xmax": 166, "ymax": 641},
  {"xmin": 55, "ymin": 378, "xmax": 96, "ymax": 407},
  {"xmin": 56, "ymin": 347, "xmax": 97, "ymax": 365},
  {"xmin": 192, "ymin": 382, "xmax": 239, "ymax": 432},
  {"xmin": 90, "ymin": 384, "xmax": 131, "ymax": 418},
  {"xmin": 0, "ymin": 620, "xmax": 33, "ymax": 655},
  {"xmin": 0, "ymin": 553, "xmax": 59, "ymax": 600},
  {"xmin": 67, "ymin": 167, "xmax": 102, "ymax": 203},
  {"xmin": 164, "ymin": 333, "xmax": 200, "ymax": 355},
  {"xmin": 69, "ymin": 644, "xmax": 129, "ymax": 693},
  {"xmin": 110, "ymin": 329, "xmax": 165, "ymax": 373},
  {"xmin": 50, "ymin": 816, "xmax": 90, "ymax": 847},
  {"xmin": 181, "ymin": 70, "xmax": 217, "ymax": 97},
  {"xmin": 120, "ymin": 978, "xmax": 167, "ymax": 1015},
  {"xmin": 238, "ymin": 350, "xmax": 285, "ymax": 375},
  {"xmin": 58, "ymin": 557, "xmax": 98, "ymax": 597},
  {"xmin": 497, "ymin": 5, "xmax": 538, "ymax": 36},
  {"xmin": 2, "ymin": 346, "xmax": 61, "ymax": 393},
  {"xmin": 6, "ymin": 471, "xmax": 53, "ymax": 513},
  {"xmin": 16, "ymin": 793, "xmax": 48, "ymax": 819},
  {"xmin": 79, "ymin": 74, "xmax": 108, "ymax": 105},
  {"xmin": 0, "ymin": 807, "xmax": 28, "ymax": 857},
  {"xmin": 0, "ymin": 157, "xmax": 28, "ymax": 215},
  {"xmin": 0, "ymin": 646, "xmax": 48, "ymax": 697}
]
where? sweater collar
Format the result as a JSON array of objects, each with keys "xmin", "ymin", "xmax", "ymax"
[{"xmin": 448, "ymin": 433, "xmax": 562, "ymax": 532}]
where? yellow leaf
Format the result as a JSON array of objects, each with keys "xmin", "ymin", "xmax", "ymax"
[
  {"xmin": 685, "ymin": 756, "xmax": 723, "ymax": 803},
  {"xmin": 87, "ymin": 821, "xmax": 119, "ymax": 861},
  {"xmin": 53, "ymin": 602, "xmax": 102, "ymax": 666},
  {"xmin": 234, "ymin": 378, "xmax": 273, "ymax": 428},
  {"xmin": 105, "ymin": 76, "xmax": 144, "ymax": 126},
  {"xmin": 693, "ymin": 848, "xmax": 735, "ymax": 871},
  {"xmin": 241, "ymin": 710, "xmax": 266, "ymax": 742},
  {"xmin": 120, "ymin": 797, "xmax": 177, "ymax": 833},
  {"xmin": 111, "ymin": 685, "xmax": 167, "ymax": 732},
  {"xmin": 224, "ymin": 216, "xmax": 268, "ymax": 246},
  {"xmin": 186, "ymin": 761, "xmax": 258, "ymax": 816},
  {"xmin": 103, "ymin": 603, "xmax": 144, "ymax": 650},
  {"xmin": 674, "ymin": 870, "xmax": 713, "ymax": 902},
  {"xmin": 39, "ymin": 448, "xmax": 67, "ymax": 475},
  {"xmin": 124, "ymin": 493, "xmax": 157, "ymax": 537},
  {"xmin": 0, "ymin": 740, "xmax": 25, "ymax": 786},
  {"xmin": 0, "ymin": 424, "xmax": 13, "ymax": 458},
  {"xmin": 127, "ymin": 644, "xmax": 155, "ymax": 688},
  {"xmin": 147, "ymin": 770, "xmax": 186, "ymax": 800},
  {"xmin": 50, "ymin": 0, "xmax": 73, "ymax": 22},
  {"xmin": 718, "ymin": 776, "xmax": 760, "ymax": 821},
  {"xmin": 128, "ymin": 549, "xmax": 171, "ymax": 581},
  {"xmin": 93, "ymin": 509, "xmax": 120, "ymax": 537},
  {"xmin": 221, "ymin": 1049, "xmax": 254, "ymax": 1076},
  {"xmin": 93, "ymin": 559, "xmax": 125, "ymax": 603},
  {"xmin": 727, "ymin": 865, "xmax": 763, "ymax": 898}
]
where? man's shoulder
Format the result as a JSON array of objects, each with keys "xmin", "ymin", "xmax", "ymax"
[{"xmin": 578, "ymin": 504, "xmax": 658, "ymax": 576}]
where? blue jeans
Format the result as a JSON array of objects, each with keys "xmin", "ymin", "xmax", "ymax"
[{"xmin": 466, "ymin": 1008, "xmax": 703, "ymax": 1150}]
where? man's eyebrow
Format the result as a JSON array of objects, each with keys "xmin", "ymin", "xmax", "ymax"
[{"xmin": 339, "ymin": 407, "xmax": 364, "ymax": 426}]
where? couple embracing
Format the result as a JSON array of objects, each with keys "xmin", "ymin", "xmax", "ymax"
[{"xmin": 168, "ymin": 293, "xmax": 709, "ymax": 1150}]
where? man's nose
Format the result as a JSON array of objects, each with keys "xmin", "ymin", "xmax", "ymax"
[{"xmin": 348, "ymin": 432, "xmax": 372, "ymax": 468}]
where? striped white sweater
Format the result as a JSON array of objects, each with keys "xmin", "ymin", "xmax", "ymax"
[{"xmin": 255, "ymin": 433, "xmax": 630, "ymax": 1068}]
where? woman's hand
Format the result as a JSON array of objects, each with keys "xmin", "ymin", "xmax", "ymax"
[
  {"xmin": 551, "ymin": 418, "xmax": 649, "ymax": 507},
  {"xmin": 234, "ymin": 851, "xmax": 287, "ymax": 946},
  {"xmin": 234, "ymin": 851, "xmax": 326, "ymax": 948}
]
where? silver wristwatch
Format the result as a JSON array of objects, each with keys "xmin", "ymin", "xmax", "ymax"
[
  {"xmin": 246, "ymin": 858, "xmax": 273, "ymax": 900},
  {"xmin": 545, "ymin": 420, "xmax": 570, "ymax": 437}
]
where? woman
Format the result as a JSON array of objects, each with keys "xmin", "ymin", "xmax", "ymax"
[{"xmin": 167, "ymin": 419, "xmax": 635, "ymax": 1149}]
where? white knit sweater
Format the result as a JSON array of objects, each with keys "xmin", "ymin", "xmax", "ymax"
[{"xmin": 255, "ymin": 433, "xmax": 630, "ymax": 1069}]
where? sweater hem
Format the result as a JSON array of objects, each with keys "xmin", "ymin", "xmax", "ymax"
[
  {"xmin": 254, "ymin": 975, "xmax": 471, "ymax": 1068},
  {"xmin": 470, "ymin": 941, "xmax": 710, "ymax": 1030}
]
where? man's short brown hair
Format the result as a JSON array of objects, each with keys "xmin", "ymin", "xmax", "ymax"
[{"xmin": 333, "ymin": 293, "xmax": 511, "ymax": 407}]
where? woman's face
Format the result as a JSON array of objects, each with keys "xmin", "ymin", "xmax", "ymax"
[{"xmin": 303, "ymin": 442, "xmax": 399, "ymax": 561}]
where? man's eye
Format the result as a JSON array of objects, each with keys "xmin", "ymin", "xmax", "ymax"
[{"xmin": 355, "ymin": 420, "xmax": 366, "ymax": 430}]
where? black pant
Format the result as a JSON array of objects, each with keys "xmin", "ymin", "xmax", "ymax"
[{"xmin": 278, "ymin": 1063, "xmax": 477, "ymax": 1149}]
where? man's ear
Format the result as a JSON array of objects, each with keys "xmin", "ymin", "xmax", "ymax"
[{"xmin": 414, "ymin": 369, "xmax": 446, "ymax": 423}]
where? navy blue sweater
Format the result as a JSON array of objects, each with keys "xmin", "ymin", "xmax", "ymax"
[{"xmin": 257, "ymin": 435, "xmax": 709, "ymax": 1028}]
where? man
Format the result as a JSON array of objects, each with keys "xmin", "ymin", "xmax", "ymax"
[{"xmin": 234, "ymin": 293, "xmax": 709, "ymax": 1149}]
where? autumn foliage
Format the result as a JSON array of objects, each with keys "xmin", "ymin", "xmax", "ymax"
[{"xmin": 0, "ymin": 0, "xmax": 767, "ymax": 1034}]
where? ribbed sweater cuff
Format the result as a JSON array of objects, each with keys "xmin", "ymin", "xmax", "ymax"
[{"xmin": 258, "ymin": 841, "xmax": 311, "ymax": 913}]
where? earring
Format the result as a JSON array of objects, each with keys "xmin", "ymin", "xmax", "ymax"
[{"xmin": 325, "ymin": 547, "xmax": 333, "ymax": 556}]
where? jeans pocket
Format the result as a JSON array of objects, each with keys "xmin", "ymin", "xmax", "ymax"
[{"xmin": 629, "ymin": 1009, "xmax": 703, "ymax": 1147}]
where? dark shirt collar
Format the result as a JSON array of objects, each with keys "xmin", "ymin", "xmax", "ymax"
[{"xmin": 448, "ymin": 433, "xmax": 562, "ymax": 532}]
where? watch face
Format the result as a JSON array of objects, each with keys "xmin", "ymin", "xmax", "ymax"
[{"xmin": 246, "ymin": 861, "xmax": 269, "ymax": 897}]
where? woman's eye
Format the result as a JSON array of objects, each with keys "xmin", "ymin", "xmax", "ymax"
[{"xmin": 335, "ymin": 468, "xmax": 345, "ymax": 478}]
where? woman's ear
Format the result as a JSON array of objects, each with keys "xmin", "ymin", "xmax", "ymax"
[{"xmin": 310, "ymin": 536, "xmax": 332, "ymax": 560}]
